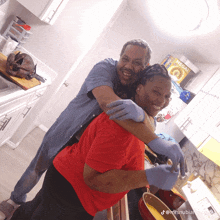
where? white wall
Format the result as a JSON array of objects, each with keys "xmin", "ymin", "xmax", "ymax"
[
  {"xmin": 128, "ymin": 0, "xmax": 220, "ymax": 65},
  {"xmin": 0, "ymin": 0, "xmax": 126, "ymax": 143},
  {"xmin": 36, "ymin": 5, "xmax": 156, "ymax": 128},
  {"xmin": 0, "ymin": 0, "xmax": 125, "ymax": 75},
  {"xmin": 1, "ymin": 0, "xmax": 220, "ymax": 138},
  {"xmin": 36, "ymin": 0, "xmax": 220, "ymax": 129}
]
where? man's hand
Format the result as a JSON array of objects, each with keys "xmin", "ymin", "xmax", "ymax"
[
  {"xmin": 106, "ymin": 99, "xmax": 145, "ymax": 122},
  {"xmin": 147, "ymin": 138, "xmax": 185, "ymax": 176},
  {"xmin": 145, "ymin": 164, "xmax": 179, "ymax": 190}
]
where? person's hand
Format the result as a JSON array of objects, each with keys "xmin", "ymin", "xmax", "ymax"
[
  {"xmin": 147, "ymin": 138, "xmax": 185, "ymax": 176},
  {"xmin": 106, "ymin": 99, "xmax": 145, "ymax": 122},
  {"xmin": 145, "ymin": 164, "xmax": 179, "ymax": 190}
]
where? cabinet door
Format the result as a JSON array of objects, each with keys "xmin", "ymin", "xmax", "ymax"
[
  {"xmin": 17, "ymin": 0, "xmax": 69, "ymax": 24},
  {"xmin": 0, "ymin": 105, "xmax": 25, "ymax": 146},
  {"xmin": 199, "ymin": 137, "xmax": 220, "ymax": 166},
  {"xmin": 3, "ymin": 99, "xmax": 39, "ymax": 148}
]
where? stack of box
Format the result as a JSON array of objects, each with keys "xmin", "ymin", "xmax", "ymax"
[{"xmin": 161, "ymin": 54, "xmax": 195, "ymax": 88}]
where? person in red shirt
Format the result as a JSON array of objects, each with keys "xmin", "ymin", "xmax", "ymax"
[{"xmin": 11, "ymin": 64, "xmax": 179, "ymax": 220}]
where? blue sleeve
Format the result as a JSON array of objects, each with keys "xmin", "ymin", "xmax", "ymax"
[{"xmin": 85, "ymin": 58, "xmax": 117, "ymax": 96}]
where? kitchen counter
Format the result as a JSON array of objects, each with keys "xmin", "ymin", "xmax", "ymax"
[
  {"xmin": 0, "ymin": 74, "xmax": 51, "ymax": 105},
  {"xmin": 0, "ymin": 49, "xmax": 54, "ymax": 106},
  {"xmin": 0, "ymin": 49, "xmax": 57, "ymax": 148},
  {"xmin": 0, "ymin": 70, "xmax": 51, "ymax": 106},
  {"xmin": 0, "ymin": 71, "xmax": 51, "ymax": 148}
]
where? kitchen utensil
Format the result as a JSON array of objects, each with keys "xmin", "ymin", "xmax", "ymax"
[
  {"xmin": 16, "ymin": 24, "xmax": 31, "ymax": 31},
  {"xmin": 31, "ymin": 73, "xmax": 46, "ymax": 83},
  {"xmin": 28, "ymin": 64, "xmax": 47, "ymax": 83},
  {"xmin": 138, "ymin": 192, "xmax": 177, "ymax": 220},
  {"xmin": 0, "ymin": 52, "xmax": 41, "ymax": 90}
]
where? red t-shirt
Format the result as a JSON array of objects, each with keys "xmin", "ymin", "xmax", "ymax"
[{"xmin": 53, "ymin": 113, "xmax": 145, "ymax": 216}]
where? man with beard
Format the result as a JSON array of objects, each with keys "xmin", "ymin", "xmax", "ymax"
[
  {"xmin": 11, "ymin": 64, "xmax": 179, "ymax": 220},
  {"xmin": 0, "ymin": 39, "xmax": 185, "ymax": 220}
]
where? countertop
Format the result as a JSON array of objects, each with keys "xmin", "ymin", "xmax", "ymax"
[
  {"xmin": 0, "ymin": 48, "xmax": 56, "ymax": 106},
  {"xmin": 0, "ymin": 70, "xmax": 51, "ymax": 106}
]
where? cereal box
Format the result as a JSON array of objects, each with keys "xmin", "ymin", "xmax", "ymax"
[{"xmin": 161, "ymin": 54, "xmax": 192, "ymax": 84}]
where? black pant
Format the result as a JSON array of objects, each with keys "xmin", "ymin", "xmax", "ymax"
[{"xmin": 11, "ymin": 164, "xmax": 94, "ymax": 220}]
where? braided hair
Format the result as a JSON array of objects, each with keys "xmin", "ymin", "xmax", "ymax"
[
  {"xmin": 113, "ymin": 64, "xmax": 170, "ymax": 100},
  {"xmin": 138, "ymin": 64, "xmax": 171, "ymax": 85}
]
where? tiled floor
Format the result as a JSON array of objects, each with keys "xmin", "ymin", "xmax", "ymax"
[{"xmin": 0, "ymin": 127, "xmax": 46, "ymax": 203}]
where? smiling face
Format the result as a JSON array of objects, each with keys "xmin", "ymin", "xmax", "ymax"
[
  {"xmin": 116, "ymin": 45, "xmax": 149, "ymax": 86},
  {"xmin": 135, "ymin": 75, "xmax": 172, "ymax": 117}
]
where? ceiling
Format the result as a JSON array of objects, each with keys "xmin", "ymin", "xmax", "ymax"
[
  {"xmin": 127, "ymin": 0, "xmax": 220, "ymax": 64},
  {"xmin": 128, "ymin": 0, "xmax": 220, "ymax": 37}
]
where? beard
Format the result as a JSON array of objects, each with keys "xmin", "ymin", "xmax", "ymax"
[{"xmin": 113, "ymin": 74, "xmax": 137, "ymax": 100}]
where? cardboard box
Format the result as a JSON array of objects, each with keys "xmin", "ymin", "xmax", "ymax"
[{"xmin": 161, "ymin": 54, "xmax": 192, "ymax": 85}]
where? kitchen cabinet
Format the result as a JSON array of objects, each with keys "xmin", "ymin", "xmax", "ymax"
[
  {"xmin": 198, "ymin": 137, "xmax": 220, "ymax": 166},
  {"xmin": 3, "ymin": 99, "xmax": 40, "ymax": 148},
  {"xmin": 175, "ymin": 63, "xmax": 220, "ymax": 165},
  {"xmin": 16, "ymin": 0, "xmax": 69, "ymax": 25},
  {"xmin": 0, "ymin": 48, "xmax": 55, "ymax": 148},
  {"xmin": 0, "ymin": 80, "xmax": 48, "ymax": 148},
  {"xmin": 0, "ymin": 104, "xmax": 26, "ymax": 146}
]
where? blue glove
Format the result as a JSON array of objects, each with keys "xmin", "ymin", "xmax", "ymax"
[
  {"xmin": 145, "ymin": 164, "xmax": 179, "ymax": 190},
  {"xmin": 147, "ymin": 138, "xmax": 185, "ymax": 176},
  {"xmin": 106, "ymin": 99, "xmax": 145, "ymax": 122}
]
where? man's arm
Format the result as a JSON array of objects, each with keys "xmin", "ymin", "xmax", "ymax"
[
  {"xmin": 83, "ymin": 163, "xmax": 179, "ymax": 193},
  {"xmin": 92, "ymin": 86, "xmax": 157, "ymax": 144},
  {"xmin": 92, "ymin": 85, "xmax": 186, "ymax": 176},
  {"xmin": 83, "ymin": 163, "xmax": 148, "ymax": 194}
]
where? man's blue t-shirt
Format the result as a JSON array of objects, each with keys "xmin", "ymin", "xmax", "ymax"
[{"xmin": 41, "ymin": 58, "xmax": 118, "ymax": 157}]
